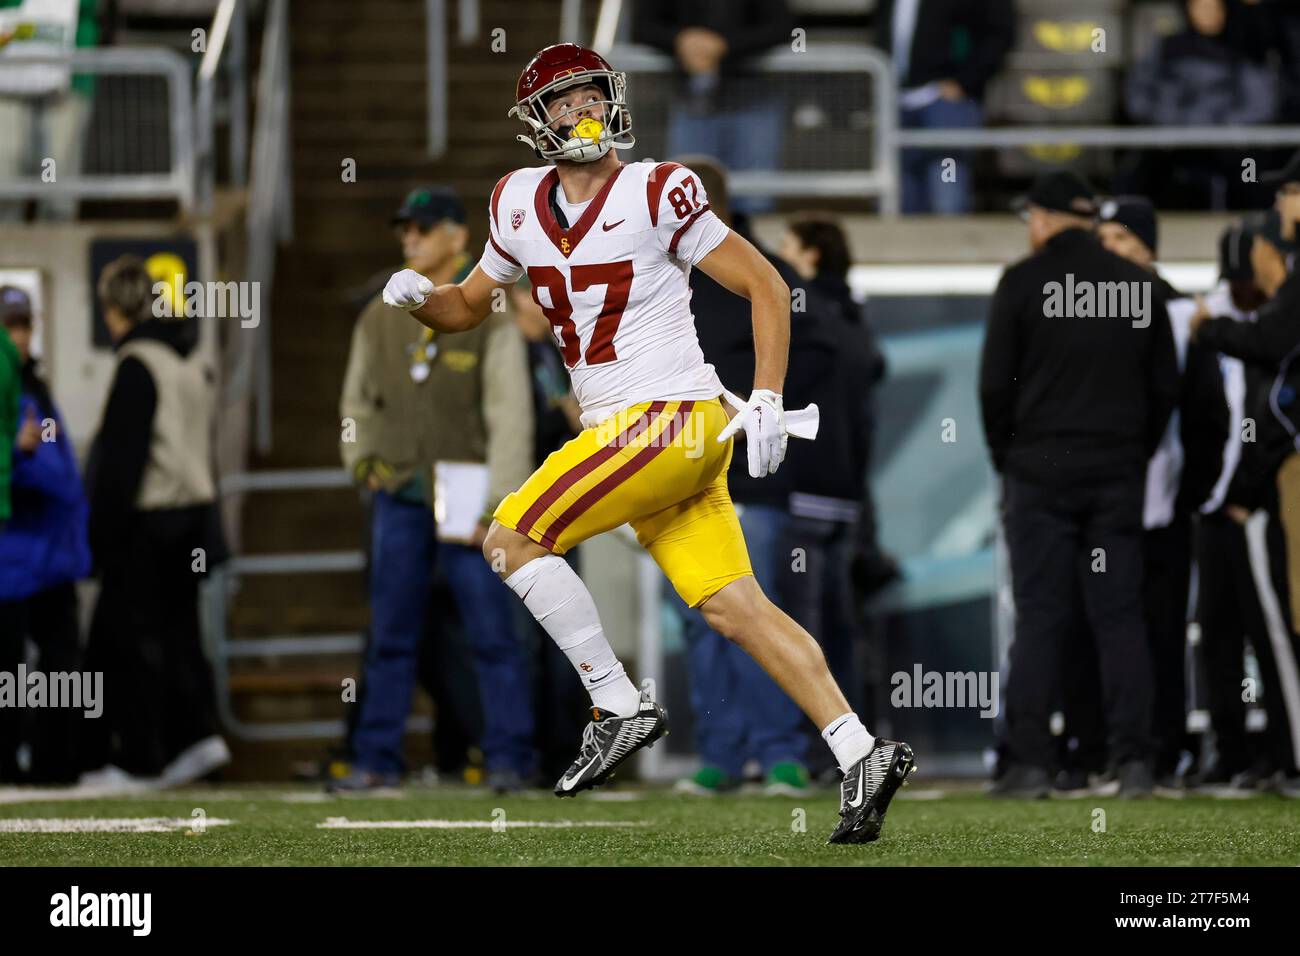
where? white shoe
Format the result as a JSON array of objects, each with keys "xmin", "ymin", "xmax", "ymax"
[
  {"xmin": 159, "ymin": 736, "xmax": 231, "ymax": 788},
  {"xmin": 75, "ymin": 765, "xmax": 158, "ymax": 795}
]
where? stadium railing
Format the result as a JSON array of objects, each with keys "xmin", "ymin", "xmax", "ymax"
[
  {"xmin": 0, "ymin": 47, "xmax": 195, "ymax": 208},
  {"xmin": 603, "ymin": 41, "xmax": 1300, "ymax": 211},
  {"xmin": 426, "ymin": 0, "xmax": 489, "ymax": 159}
]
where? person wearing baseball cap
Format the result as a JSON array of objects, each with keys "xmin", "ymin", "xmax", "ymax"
[
  {"xmin": 1097, "ymin": 196, "xmax": 1159, "ymax": 272},
  {"xmin": 391, "ymin": 185, "xmax": 466, "ymax": 230},
  {"xmin": 1010, "ymin": 169, "xmax": 1099, "ymax": 229},
  {"xmin": 983, "ymin": 169, "xmax": 1179, "ymax": 798},
  {"xmin": 336, "ymin": 186, "xmax": 537, "ymax": 793},
  {"xmin": 1094, "ymin": 195, "xmax": 1230, "ymax": 791}
]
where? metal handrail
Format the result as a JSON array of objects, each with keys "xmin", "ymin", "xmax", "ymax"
[
  {"xmin": 610, "ymin": 42, "xmax": 901, "ymax": 212},
  {"xmin": 195, "ymin": 0, "xmax": 250, "ymax": 211},
  {"xmin": 560, "ymin": 0, "xmax": 584, "ymax": 44},
  {"xmin": 897, "ymin": 125, "xmax": 1300, "ymax": 149},
  {"xmin": 427, "ymin": 0, "xmax": 447, "ymax": 158},
  {"xmin": 0, "ymin": 47, "xmax": 195, "ymax": 209},
  {"xmin": 605, "ymin": 37, "xmax": 1300, "ymax": 211},
  {"xmin": 244, "ymin": 0, "xmax": 292, "ymax": 454}
]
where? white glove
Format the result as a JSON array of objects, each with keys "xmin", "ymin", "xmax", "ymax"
[
  {"xmin": 718, "ymin": 388, "xmax": 788, "ymax": 478},
  {"xmin": 382, "ymin": 268, "xmax": 435, "ymax": 312}
]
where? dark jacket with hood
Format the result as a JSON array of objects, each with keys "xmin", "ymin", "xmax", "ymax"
[
  {"xmin": 691, "ymin": 215, "xmax": 801, "ymax": 509},
  {"xmin": 784, "ymin": 273, "xmax": 885, "ymax": 513}
]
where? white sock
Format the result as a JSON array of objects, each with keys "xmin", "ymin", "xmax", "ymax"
[
  {"xmin": 504, "ymin": 555, "xmax": 642, "ymax": 715},
  {"xmin": 821, "ymin": 713, "xmax": 875, "ymax": 773}
]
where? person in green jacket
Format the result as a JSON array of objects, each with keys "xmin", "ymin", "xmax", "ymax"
[{"xmin": 0, "ymin": 320, "xmax": 19, "ymax": 525}]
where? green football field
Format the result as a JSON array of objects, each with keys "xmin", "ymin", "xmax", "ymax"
[{"xmin": 1, "ymin": 782, "xmax": 1298, "ymax": 866}]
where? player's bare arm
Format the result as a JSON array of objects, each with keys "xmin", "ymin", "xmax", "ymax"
[
  {"xmin": 696, "ymin": 230, "xmax": 791, "ymax": 395},
  {"xmin": 383, "ymin": 263, "xmax": 505, "ymax": 333}
]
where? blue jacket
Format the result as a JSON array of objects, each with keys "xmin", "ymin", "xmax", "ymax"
[{"xmin": 0, "ymin": 377, "xmax": 91, "ymax": 600}]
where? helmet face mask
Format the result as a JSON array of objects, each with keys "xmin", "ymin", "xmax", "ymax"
[{"xmin": 511, "ymin": 45, "xmax": 635, "ymax": 164}]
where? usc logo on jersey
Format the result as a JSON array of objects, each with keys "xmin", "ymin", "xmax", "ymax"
[{"xmin": 560, "ymin": 237, "xmax": 571, "ymax": 254}]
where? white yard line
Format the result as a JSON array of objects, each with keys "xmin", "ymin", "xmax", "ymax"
[
  {"xmin": 0, "ymin": 817, "xmax": 234, "ymax": 833},
  {"xmin": 317, "ymin": 817, "xmax": 648, "ymax": 829}
]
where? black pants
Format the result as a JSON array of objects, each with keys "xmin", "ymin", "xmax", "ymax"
[
  {"xmin": 82, "ymin": 509, "xmax": 220, "ymax": 777},
  {"xmin": 1003, "ymin": 474, "xmax": 1153, "ymax": 770},
  {"xmin": 1199, "ymin": 510, "xmax": 1300, "ymax": 775},
  {"xmin": 1144, "ymin": 515, "xmax": 1194, "ymax": 777},
  {"xmin": 0, "ymin": 582, "xmax": 81, "ymax": 783}
]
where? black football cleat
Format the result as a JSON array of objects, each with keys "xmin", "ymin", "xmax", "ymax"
[
  {"xmin": 554, "ymin": 689, "xmax": 668, "ymax": 797},
  {"xmin": 828, "ymin": 739, "xmax": 916, "ymax": 844}
]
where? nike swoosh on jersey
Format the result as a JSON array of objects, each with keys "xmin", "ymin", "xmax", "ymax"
[{"xmin": 601, "ymin": 219, "xmax": 626, "ymax": 231}]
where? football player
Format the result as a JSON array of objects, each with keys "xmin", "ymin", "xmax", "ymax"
[{"xmin": 383, "ymin": 43, "xmax": 914, "ymax": 843}]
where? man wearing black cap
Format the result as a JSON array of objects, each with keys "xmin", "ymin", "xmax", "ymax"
[
  {"xmin": 1096, "ymin": 195, "xmax": 1228, "ymax": 790},
  {"xmin": 337, "ymin": 186, "xmax": 538, "ymax": 792},
  {"xmin": 981, "ymin": 170, "xmax": 1180, "ymax": 797}
]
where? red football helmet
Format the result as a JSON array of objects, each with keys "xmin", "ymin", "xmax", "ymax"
[{"xmin": 510, "ymin": 43, "xmax": 634, "ymax": 163}]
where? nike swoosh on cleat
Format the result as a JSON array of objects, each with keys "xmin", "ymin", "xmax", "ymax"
[
  {"xmin": 847, "ymin": 768, "xmax": 867, "ymax": 808},
  {"xmin": 559, "ymin": 754, "xmax": 602, "ymax": 791},
  {"xmin": 601, "ymin": 219, "xmax": 625, "ymax": 231}
]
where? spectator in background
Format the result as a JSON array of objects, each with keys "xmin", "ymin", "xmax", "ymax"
[
  {"xmin": 337, "ymin": 187, "xmax": 486, "ymax": 785},
  {"xmin": 671, "ymin": 156, "xmax": 810, "ymax": 796},
  {"xmin": 1122, "ymin": 0, "xmax": 1279, "ymax": 210},
  {"xmin": 0, "ymin": 317, "xmax": 16, "ymax": 527},
  {"xmin": 981, "ymin": 171, "xmax": 1179, "ymax": 798},
  {"xmin": 0, "ymin": 286, "xmax": 89, "ymax": 783},
  {"xmin": 338, "ymin": 187, "xmax": 538, "ymax": 793},
  {"xmin": 1095, "ymin": 196, "xmax": 1228, "ymax": 790},
  {"xmin": 633, "ymin": 1, "xmax": 793, "ymax": 215},
  {"xmin": 0, "ymin": 0, "xmax": 98, "ymax": 220},
  {"xmin": 81, "ymin": 255, "xmax": 228, "ymax": 789},
  {"xmin": 1194, "ymin": 220, "xmax": 1300, "ymax": 793},
  {"xmin": 777, "ymin": 216, "xmax": 892, "ymax": 742},
  {"xmin": 875, "ymin": 0, "xmax": 1014, "ymax": 215},
  {"xmin": 509, "ymin": 277, "xmax": 587, "ymax": 780},
  {"xmin": 1192, "ymin": 156, "xmax": 1300, "ymax": 791}
]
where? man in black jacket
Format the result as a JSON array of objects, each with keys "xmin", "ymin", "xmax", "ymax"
[
  {"xmin": 875, "ymin": 0, "xmax": 1015, "ymax": 213},
  {"xmin": 1096, "ymin": 196, "xmax": 1228, "ymax": 788},
  {"xmin": 980, "ymin": 171, "xmax": 1180, "ymax": 797},
  {"xmin": 778, "ymin": 215, "xmax": 891, "ymax": 763},
  {"xmin": 670, "ymin": 157, "xmax": 810, "ymax": 795}
]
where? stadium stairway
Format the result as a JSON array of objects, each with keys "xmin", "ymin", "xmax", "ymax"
[{"xmin": 223, "ymin": 0, "xmax": 589, "ymax": 778}]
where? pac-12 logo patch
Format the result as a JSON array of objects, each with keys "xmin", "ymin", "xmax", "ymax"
[{"xmin": 511, "ymin": 209, "xmax": 526, "ymax": 230}]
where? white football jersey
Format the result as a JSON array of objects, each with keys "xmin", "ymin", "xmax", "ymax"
[{"xmin": 478, "ymin": 160, "xmax": 730, "ymax": 427}]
